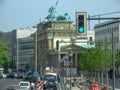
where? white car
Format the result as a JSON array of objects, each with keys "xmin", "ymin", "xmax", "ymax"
[
  {"xmin": 19, "ymin": 81, "xmax": 31, "ymax": 90},
  {"xmin": 2, "ymin": 73, "xmax": 7, "ymax": 78}
]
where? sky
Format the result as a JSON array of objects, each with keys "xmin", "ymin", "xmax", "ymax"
[{"xmin": 0, "ymin": 0, "xmax": 120, "ymax": 31}]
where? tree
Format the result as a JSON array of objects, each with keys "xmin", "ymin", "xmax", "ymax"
[
  {"xmin": 114, "ymin": 49, "xmax": 120, "ymax": 76},
  {"xmin": 78, "ymin": 42, "xmax": 112, "ymax": 85},
  {"xmin": 9, "ymin": 60, "xmax": 16, "ymax": 69},
  {"xmin": 0, "ymin": 40, "xmax": 9, "ymax": 70}
]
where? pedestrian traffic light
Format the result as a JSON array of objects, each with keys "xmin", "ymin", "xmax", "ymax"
[
  {"xmin": 56, "ymin": 40, "xmax": 59, "ymax": 51},
  {"xmin": 76, "ymin": 12, "xmax": 87, "ymax": 35}
]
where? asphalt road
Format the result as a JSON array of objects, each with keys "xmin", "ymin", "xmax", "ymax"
[{"xmin": 0, "ymin": 78, "xmax": 22, "ymax": 90}]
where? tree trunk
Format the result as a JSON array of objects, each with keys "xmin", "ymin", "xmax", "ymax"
[
  {"xmin": 94, "ymin": 70, "xmax": 96, "ymax": 81},
  {"xmin": 101, "ymin": 69, "xmax": 103, "ymax": 85},
  {"xmin": 106, "ymin": 68, "xmax": 108, "ymax": 90},
  {"xmin": 116, "ymin": 65, "xmax": 119, "ymax": 77},
  {"xmin": 98, "ymin": 70, "xmax": 100, "ymax": 85},
  {"xmin": 92, "ymin": 69, "xmax": 94, "ymax": 81}
]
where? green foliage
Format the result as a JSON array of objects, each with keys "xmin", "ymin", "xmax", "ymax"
[
  {"xmin": 9, "ymin": 60, "xmax": 16, "ymax": 69},
  {"xmin": 0, "ymin": 40, "xmax": 9, "ymax": 69},
  {"xmin": 78, "ymin": 42, "xmax": 112, "ymax": 71},
  {"xmin": 0, "ymin": 31, "xmax": 4, "ymax": 39},
  {"xmin": 115, "ymin": 49, "xmax": 120, "ymax": 65}
]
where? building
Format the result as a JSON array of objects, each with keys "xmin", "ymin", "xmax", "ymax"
[
  {"xmin": 36, "ymin": 20, "xmax": 95, "ymax": 75},
  {"xmin": 3, "ymin": 27, "xmax": 37, "ymax": 70},
  {"xmin": 94, "ymin": 19, "xmax": 120, "ymax": 76},
  {"xmin": 94, "ymin": 19, "xmax": 120, "ymax": 49},
  {"xmin": 3, "ymin": 31, "xmax": 15, "ymax": 64}
]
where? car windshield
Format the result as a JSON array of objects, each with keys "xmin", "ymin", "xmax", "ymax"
[
  {"xmin": 44, "ymin": 75, "xmax": 56, "ymax": 81},
  {"xmin": 20, "ymin": 83, "xmax": 29, "ymax": 86},
  {"xmin": 46, "ymin": 81, "xmax": 56, "ymax": 85}
]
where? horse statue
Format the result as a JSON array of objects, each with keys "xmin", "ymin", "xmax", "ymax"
[{"xmin": 56, "ymin": 13, "xmax": 69, "ymax": 21}]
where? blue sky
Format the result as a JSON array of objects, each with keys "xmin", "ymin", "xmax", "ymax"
[{"xmin": 0, "ymin": 0, "xmax": 120, "ymax": 31}]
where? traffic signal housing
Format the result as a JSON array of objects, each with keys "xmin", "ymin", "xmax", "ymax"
[
  {"xmin": 56, "ymin": 40, "xmax": 59, "ymax": 51},
  {"xmin": 76, "ymin": 12, "xmax": 87, "ymax": 35}
]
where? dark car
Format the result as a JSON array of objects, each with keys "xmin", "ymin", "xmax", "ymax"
[
  {"xmin": 43, "ymin": 81, "xmax": 58, "ymax": 90},
  {"xmin": 0, "ymin": 73, "xmax": 3, "ymax": 78},
  {"xmin": 7, "ymin": 73, "xmax": 14, "ymax": 78}
]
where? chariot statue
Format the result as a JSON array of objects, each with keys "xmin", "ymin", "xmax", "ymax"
[
  {"xmin": 45, "ymin": 1, "xmax": 70, "ymax": 21},
  {"xmin": 46, "ymin": 6, "xmax": 56, "ymax": 21},
  {"xmin": 56, "ymin": 13, "xmax": 69, "ymax": 21}
]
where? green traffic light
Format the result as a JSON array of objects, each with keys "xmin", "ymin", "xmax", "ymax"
[{"xmin": 79, "ymin": 27, "xmax": 84, "ymax": 33}]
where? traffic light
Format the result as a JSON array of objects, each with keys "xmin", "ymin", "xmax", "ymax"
[
  {"xmin": 76, "ymin": 12, "xmax": 87, "ymax": 35},
  {"xmin": 78, "ymin": 15, "xmax": 84, "ymax": 33},
  {"xmin": 56, "ymin": 40, "xmax": 59, "ymax": 51}
]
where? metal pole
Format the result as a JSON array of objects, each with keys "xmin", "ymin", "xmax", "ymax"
[
  {"xmin": 35, "ymin": 31, "xmax": 37, "ymax": 71},
  {"xmin": 112, "ymin": 32, "xmax": 115, "ymax": 90},
  {"xmin": 70, "ymin": 63, "xmax": 72, "ymax": 90},
  {"xmin": 88, "ymin": 15, "xmax": 90, "ymax": 30},
  {"xmin": 16, "ymin": 38, "xmax": 18, "ymax": 72}
]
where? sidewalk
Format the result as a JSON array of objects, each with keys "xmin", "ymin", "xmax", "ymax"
[
  {"xmin": 64, "ymin": 75, "xmax": 89, "ymax": 90},
  {"xmin": 89, "ymin": 77, "xmax": 120, "ymax": 90},
  {"xmin": 65, "ymin": 82, "xmax": 90, "ymax": 90},
  {"xmin": 66, "ymin": 84, "xmax": 81, "ymax": 90}
]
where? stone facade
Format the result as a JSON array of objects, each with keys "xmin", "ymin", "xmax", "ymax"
[
  {"xmin": 37, "ymin": 20, "xmax": 95, "ymax": 75},
  {"xmin": 37, "ymin": 21, "xmax": 76, "ymax": 74}
]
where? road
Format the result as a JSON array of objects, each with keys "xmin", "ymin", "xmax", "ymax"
[{"xmin": 0, "ymin": 78, "xmax": 22, "ymax": 90}]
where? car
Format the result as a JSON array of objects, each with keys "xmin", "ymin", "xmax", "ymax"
[
  {"xmin": 0, "ymin": 73, "xmax": 7, "ymax": 79},
  {"xmin": 44, "ymin": 73, "xmax": 57, "ymax": 81},
  {"xmin": 2, "ymin": 73, "xmax": 7, "ymax": 78},
  {"xmin": 19, "ymin": 81, "xmax": 31, "ymax": 90},
  {"xmin": 6, "ymin": 73, "xmax": 14, "ymax": 79},
  {"xmin": 7, "ymin": 85, "xmax": 21, "ymax": 90},
  {"xmin": 17, "ymin": 73, "xmax": 24, "ymax": 79},
  {"xmin": 0, "ymin": 73, "xmax": 3, "ymax": 78},
  {"xmin": 43, "ymin": 81, "xmax": 58, "ymax": 90}
]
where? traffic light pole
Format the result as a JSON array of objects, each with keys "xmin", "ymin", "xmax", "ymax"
[{"xmin": 87, "ymin": 17, "xmax": 120, "ymax": 20}]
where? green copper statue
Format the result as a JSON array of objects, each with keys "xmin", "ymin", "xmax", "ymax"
[
  {"xmin": 46, "ymin": 5, "xmax": 69, "ymax": 21},
  {"xmin": 56, "ymin": 13, "xmax": 69, "ymax": 21},
  {"xmin": 46, "ymin": 6, "xmax": 56, "ymax": 21}
]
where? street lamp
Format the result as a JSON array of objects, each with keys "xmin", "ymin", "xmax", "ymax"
[
  {"xmin": 112, "ymin": 32, "xmax": 115, "ymax": 90},
  {"xmin": 35, "ymin": 31, "xmax": 37, "ymax": 71}
]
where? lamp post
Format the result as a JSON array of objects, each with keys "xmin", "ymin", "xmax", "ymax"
[
  {"xmin": 112, "ymin": 32, "xmax": 115, "ymax": 90},
  {"xmin": 35, "ymin": 31, "xmax": 37, "ymax": 71}
]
